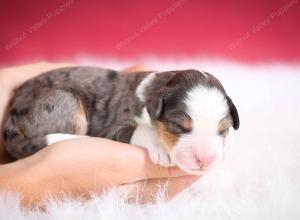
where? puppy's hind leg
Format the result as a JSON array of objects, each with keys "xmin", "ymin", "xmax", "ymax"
[{"xmin": 2, "ymin": 89, "xmax": 89, "ymax": 159}]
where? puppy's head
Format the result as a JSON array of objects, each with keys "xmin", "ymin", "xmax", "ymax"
[{"xmin": 140, "ymin": 69, "xmax": 239, "ymax": 174}]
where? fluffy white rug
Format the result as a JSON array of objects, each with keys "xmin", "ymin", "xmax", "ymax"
[{"xmin": 1, "ymin": 59, "xmax": 300, "ymax": 220}]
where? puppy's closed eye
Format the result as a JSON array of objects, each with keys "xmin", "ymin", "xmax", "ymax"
[
  {"xmin": 167, "ymin": 121, "xmax": 189, "ymax": 134},
  {"xmin": 165, "ymin": 114, "xmax": 192, "ymax": 134}
]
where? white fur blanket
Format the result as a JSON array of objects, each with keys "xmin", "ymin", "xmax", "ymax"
[{"xmin": 1, "ymin": 59, "xmax": 300, "ymax": 220}]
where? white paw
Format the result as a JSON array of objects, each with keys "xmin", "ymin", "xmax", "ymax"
[
  {"xmin": 148, "ymin": 147, "xmax": 175, "ymax": 167},
  {"xmin": 129, "ymin": 124, "xmax": 176, "ymax": 167}
]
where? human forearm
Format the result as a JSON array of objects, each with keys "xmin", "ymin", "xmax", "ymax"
[
  {"xmin": 0, "ymin": 152, "xmax": 49, "ymax": 206},
  {"xmin": 0, "ymin": 137, "xmax": 189, "ymax": 206}
]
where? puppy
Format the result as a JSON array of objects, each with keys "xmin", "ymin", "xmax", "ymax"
[{"xmin": 2, "ymin": 67, "xmax": 239, "ymax": 174}]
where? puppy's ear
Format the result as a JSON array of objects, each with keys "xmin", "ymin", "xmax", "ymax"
[
  {"xmin": 146, "ymin": 93, "xmax": 164, "ymax": 119},
  {"xmin": 143, "ymin": 72, "xmax": 177, "ymax": 120},
  {"xmin": 226, "ymin": 95, "xmax": 240, "ymax": 130},
  {"xmin": 146, "ymin": 87, "xmax": 178, "ymax": 119}
]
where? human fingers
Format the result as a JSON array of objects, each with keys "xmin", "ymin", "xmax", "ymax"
[{"xmin": 121, "ymin": 64, "xmax": 151, "ymax": 73}]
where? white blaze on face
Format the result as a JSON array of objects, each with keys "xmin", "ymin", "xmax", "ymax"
[{"xmin": 171, "ymin": 86, "xmax": 229, "ymax": 174}]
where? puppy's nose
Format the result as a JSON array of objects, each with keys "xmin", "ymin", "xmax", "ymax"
[{"xmin": 195, "ymin": 155, "xmax": 214, "ymax": 169}]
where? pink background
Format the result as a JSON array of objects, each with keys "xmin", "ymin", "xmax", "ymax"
[{"xmin": 1, "ymin": 0, "xmax": 299, "ymax": 66}]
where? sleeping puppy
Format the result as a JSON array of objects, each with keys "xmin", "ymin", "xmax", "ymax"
[{"xmin": 2, "ymin": 67, "xmax": 239, "ymax": 175}]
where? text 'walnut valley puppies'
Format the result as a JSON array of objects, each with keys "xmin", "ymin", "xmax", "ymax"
[{"xmin": 2, "ymin": 67, "xmax": 239, "ymax": 175}]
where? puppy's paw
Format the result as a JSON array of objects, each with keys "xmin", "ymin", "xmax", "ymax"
[{"xmin": 148, "ymin": 147, "xmax": 175, "ymax": 167}]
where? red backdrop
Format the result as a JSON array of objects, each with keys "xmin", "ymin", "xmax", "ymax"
[{"xmin": 0, "ymin": 0, "xmax": 299, "ymax": 66}]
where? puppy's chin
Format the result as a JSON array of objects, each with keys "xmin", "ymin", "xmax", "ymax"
[{"xmin": 170, "ymin": 148, "xmax": 223, "ymax": 175}]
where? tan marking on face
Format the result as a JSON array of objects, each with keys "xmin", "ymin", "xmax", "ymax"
[
  {"xmin": 182, "ymin": 117, "xmax": 192, "ymax": 131},
  {"xmin": 74, "ymin": 100, "xmax": 88, "ymax": 135},
  {"xmin": 218, "ymin": 116, "xmax": 232, "ymax": 134},
  {"xmin": 156, "ymin": 121, "xmax": 179, "ymax": 152}
]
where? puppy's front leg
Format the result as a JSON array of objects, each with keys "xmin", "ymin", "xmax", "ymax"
[{"xmin": 130, "ymin": 124, "xmax": 175, "ymax": 167}]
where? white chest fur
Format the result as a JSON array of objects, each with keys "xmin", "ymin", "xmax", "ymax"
[{"xmin": 130, "ymin": 108, "xmax": 174, "ymax": 167}]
